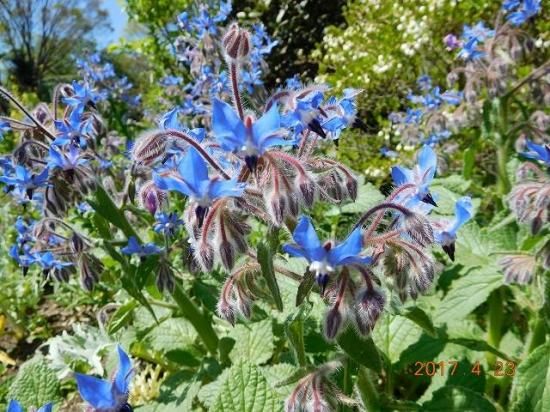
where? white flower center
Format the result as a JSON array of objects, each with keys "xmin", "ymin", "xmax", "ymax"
[{"xmin": 309, "ymin": 259, "xmax": 334, "ymax": 277}]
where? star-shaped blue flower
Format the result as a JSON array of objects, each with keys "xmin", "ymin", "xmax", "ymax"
[
  {"xmin": 392, "ymin": 145, "xmax": 438, "ymax": 207},
  {"xmin": 7, "ymin": 400, "xmax": 53, "ymax": 412},
  {"xmin": 212, "ymin": 98, "xmax": 290, "ymax": 170},
  {"xmin": 434, "ymin": 196, "xmax": 473, "ymax": 260},
  {"xmin": 0, "ymin": 120, "xmax": 11, "ymax": 140},
  {"xmin": 0, "ymin": 165, "xmax": 49, "ymax": 197},
  {"xmin": 121, "ymin": 236, "xmax": 162, "ymax": 257},
  {"xmin": 506, "ymin": 0, "xmax": 541, "ymax": 25},
  {"xmin": 53, "ymin": 106, "xmax": 89, "ymax": 148},
  {"xmin": 154, "ymin": 212, "xmax": 184, "ymax": 237},
  {"xmin": 283, "ymin": 216, "xmax": 371, "ymax": 292},
  {"xmin": 47, "ymin": 145, "xmax": 88, "ymax": 171},
  {"xmin": 75, "ymin": 345, "xmax": 133, "ymax": 412},
  {"xmin": 63, "ymin": 81, "xmax": 104, "ymax": 110}
]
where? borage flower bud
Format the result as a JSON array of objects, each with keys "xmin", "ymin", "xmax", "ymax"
[
  {"xmin": 156, "ymin": 259, "xmax": 175, "ymax": 292},
  {"xmin": 79, "ymin": 253, "xmax": 103, "ymax": 291},
  {"xmin": 222, "ymin": 23, "xmax": 251, "ymax": 62},
  {"xmin": 131, "ymin": 130, "xmax": 169, "ymax": 166},
  {"xmin": 267, "ymin": 190, "xmax": 286, "ymax": 226},
  {"xmin": 197, "ymin": 242, "xmax": 214, "ymax": 272},
  {"xmin": 138, "ymin": 181, "xmax": 166, "ymax": 215},
  {"xmin": 323, "ymin": 305, "xmax": 345, "ymax": 340},
  {"xmin": 296, "ymin": 175, "xmax": 315, "ymax": 207},
  {"xmin": 353, "ymin": 287, "xmax": 385, "ymax": 335}
]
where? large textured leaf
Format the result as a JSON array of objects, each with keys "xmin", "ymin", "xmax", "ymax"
[
  {"xmin": 229, "ymin": 320, "xmax": 274, "ymax": 365},
  {"xmin": 422, "ymin": 386, "xmax": 496, "ymax": 411},
  {"xmin": 434, "ymin": 266, "xmax": 503, "ymax": 324},
  {"xmin": 260, "ymin": 363, "xmax": 300, "ymax": 398},
  {"xmin": 145, "ymin": 317, "xmax": 198, "ymax": 353},
  {"xmin": 372, "ymin": 314, "xmax": 422, "ymax": 364},
  {"xmin": 510, "ymin": 342, "xmax": 550, "ymax": 412},
  {"xmin": 136, "ymin": 380, "xmax": 201, "ymax": 412},
  {"xmin": 210, "ymin": 363, "xmax": 282, "ymax": 412},
  {"xmin": 7, "ymin": 356, "xmax": 61, "ymax": 408}
]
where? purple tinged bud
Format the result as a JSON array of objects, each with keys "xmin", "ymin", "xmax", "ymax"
[
  {"xmin": 138, "ymin": 181, "xmax": 165, "ymax": 215},
  {"xmin": 297, "ymin": 176, "xmax": 315, "ymax": 207},
  {"xmin": 219, "ymin": 240, "xmax": 235, "ymax": 271},
  {"xmin": 324, "ymin": 306, "xmax": 344, "ymax": 340},
  {"xmin": 222, "ymin": 23, "xmax": 251, "ymax": 62},
  {"xmin": 156, "ymin": 260, "xmax": 175, "ymax": 292},
  {"xmin": 198, "ymin": 243, "xmax": 214, "ymax": 272},
  {"xmin": 70, "ymin": 232, "xmax": 85, "ymax": 254},
  {"xmin": 531, "ymin": 215, "xmax": 543, "ymax": 234},
  {"xmin": 269, "ymin": 193, "xmax": 286, "ymax": 225},
  {"xmin": 345, "ymin": 176, "xmax": 358, "ymax": 201},
  {"xmin": 354, "ymin": 287, "xmax": 385, "ymax": 335}
]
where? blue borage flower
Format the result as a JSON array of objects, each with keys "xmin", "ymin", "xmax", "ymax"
[
  {"xmin": 391, "ymin": 145, "xmax": 438, "ymax": 208},
  {"xmin": 154, "ymin": 147, "xmax": 245, "ymax": 225},
  {"xmin": 322, "ymin": 89, "xmax": 362, "ymax": 140},
  {"xmin": 212, "ymin": 98, "xmax": 292, "ymax": 171},
  {"xmin": 522, "ymin": 140, "xmax": 550, "ymax": 165},
  {"xmin": 7, "ymin": 400, "xmax": 53, "ymax": 412},
  {"xmin": 433, "ymin": 196, "xmax": 474, "ymax": 260},
  {"xmin": 504, "ymin": 0, "xmax": 541, "ymax": 25},
  {"xmin": 33, "ymin": 251, "xmax": 73, "ymax": 272},
  {"xmin": 63, "ymin": 80, "xmax": 104, "ymax": 110},
  {"xmin": 47, "ymin": 145, "xmax": 88, "ymax": 171},
  {"xmin": 121, "ymin": 236, "xmax": 162, "ymax": 257},
  {"xmin": 53, "ymin": 106, "xmax": 91, "ymax": 148},
  {"xmin": 154, "ymin": 212, "xmax": 184, "ymax": 237},
  {"xmin": 283, "ymin": 216, "xmax": 371, "ymax": 293},
  {"xmin": 0, "ymin": 165, "xmax": 48, "ymax": 198},
  {"xmin": 456, "ymin": 22, "xmax": 495, "ymax": 61},
  {"xmin": 75, "ymin": 345, "xmax": 133, "ymax": 412},
  {"xmin": 281, "ymin": 90, "xmax": 327, "ymax": 139}
]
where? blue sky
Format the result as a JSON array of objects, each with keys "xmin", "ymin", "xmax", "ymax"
[{"xmin": 98, "ymin": 0, "xmax": 128, "ymax": 47}]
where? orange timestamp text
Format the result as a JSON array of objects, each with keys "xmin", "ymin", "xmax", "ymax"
[{"xmin": 411, "ymin": 360, "xmax": 516, "ymax": 377}]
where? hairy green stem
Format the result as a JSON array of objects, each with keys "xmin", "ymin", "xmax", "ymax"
[
  {"xmin": 356, "ymin": 367, "xmax": 380, "ymax": 411},
  {"xmin": 487, "ymin": 288, "xmax": 504, "ymax": 367},
  {"xmin": 527, "ymin": 316, "xmax": 546, "ymax": 354}
]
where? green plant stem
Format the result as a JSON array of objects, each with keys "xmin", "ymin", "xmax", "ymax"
[
  {"xmin": 171, "ymin": 283, "xmax": 219, "ymax": 354},
  {"xmin": 339, "ymin": 358, "xmax": 354, "ymax": 412},
  {"xmin": 495, "ymin": 140, "xmax": 511, "ymax": 196},
  {"xmin": 356, "ymin": 367, "xmax": 380, "ymax": 412},
  {"xmin": 527, "ymin": 316, "xmax": 546, "ymax": 354},
  {"xmin": 487, "ymin": 288, "xmax": 504, "ymax": 368}
]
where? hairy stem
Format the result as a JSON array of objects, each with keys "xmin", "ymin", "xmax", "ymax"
[{"xmin": 229, "ymin": 62, "xmax": 244, "ymax": 120}]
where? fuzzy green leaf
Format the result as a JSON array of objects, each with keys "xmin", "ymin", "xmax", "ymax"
[{"xmin": 228, "ymin": 320, "xmax": 274, "ymax": 366}]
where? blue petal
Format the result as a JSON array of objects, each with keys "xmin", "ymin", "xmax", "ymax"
[
  {"xmin": 258, "ymin": 135, "xmax": 295, "ymax": 154},
  {"xmin": 7, "ymin": 400, "xmax": 24, "ymax": 412},
  {"xmin": 75, "ymin": 373, "xmax": 116, "ymax": 409},
  {"xmin": 153, "ymin": 173, "xmax": 195, "ymax": 198},
  {"xmin": 328, "ymin": 228, "xmax": 364, "ymax": 266},
  {"xmin": 418, "ymin": 145, "xmax": 437, "ymax": 181},
  {"xmin": 391, "ymin": 166, "xmax": 413, "ymax": 186},
  {"xmin": 252, "ymin": 104, "xmax": 280, "ymax": 147},
  {"xmin": 178, "ymin": 148, "xmax": 209, "ymax": 194},
  {"xmin": 282, "ymin": 244, "xmax": 310, "ymax": 260},
  {"xmin": 114, "ymin": 345, "xmax": 133, "ymax": 396},
  {"xmin": 37, "ymin": 403, "xmax": 54, "ymax": 412},
  {"xmin": 212, "ymin": 99, "xmax": 246, "ymax": 152},
  {"xmin": 292, "ymin": 216, "xmax": 321, "ymax": 250},
  {"xmin": 450, "ymin": 196, "xmax": 473, "ymax": 234},
  {"xmin": 208, "ymin": 179, "xmax": 246, "ymax": 199}
]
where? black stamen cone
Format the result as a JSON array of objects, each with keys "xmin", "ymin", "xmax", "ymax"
[
  {"xmin": 195, "ymin": 205, "xmax": 209, "ymax": 227},
  {"xmin": 308, "ymin": 118, "xmax": 327, "ymax": 139},
  {"xmin": 352, "ymin": 117, "xmax": 370, "ymax": 133},
  {"xmin": 244, "ymin": 155, "xmax": 258, "ymax": 172},
  {"xmin": 421, "ymin": 192, "xmax": 438, "ymax": 207},
  {"xmin": 317, "ymin": 273, "xmax": 329, "ymax": 296},
  {"xmin": 119, "ymin": 403, "xmax": 133, "ymax": 412},
  {"xmin": 333, "ymin": 138, "xmax": 339, "ymax": 147},
  {"xmin": 442, "ymin": 243, "xmax": 455, "ymax": 261}
]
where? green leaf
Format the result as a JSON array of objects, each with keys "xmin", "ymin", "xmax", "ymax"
[
  {"xmin": 257, "ymin": 242, "xmax": 283, "ymax": 311},
  {"xmin": 337, "ymin": 327, "xmax": 382, "ymax": 372},
  {"xmin": 510, "ymin": 341, "xmax": 550, "ymax": 412},
  {"xmin": 136, "ymin": 379, "xmax": 201, "ymax": 412},
  {"xmin": 7, "ymin": 356, "xmax": 61, "ymax": 409},
  {"xmin": 145, "ymin": 317, "xmax": 198, "ymax": 353},
  {"xmin": 295, "ymin": 270, "xmax": 315, "ymax": 307},
  {"xmin": 463, "ymin": 148, "xmax": 475, "ymax": 179},
  {"xmin": 285, "ymin": 305, "xmax": 309, "ymax": 366},
  {"xmin": 88, "ymin": 185, "xmax": 139, "ymax": 239},
  {"xmin": 210, "ymin": 363, "xmax": 283, "ymax": 412},
  {"xmin": 372, "ymin": 314, "xmax": 422, "ymax": 364},
  {"xmin": 481, "ymin": 99, "xmax": 493, "ymax": 138},
  {"xmin": 400, "ymin": 306, "xmax": 437, "ymax": 337},
  {"xmin": 107, "ymin": 300, "xmax": 138, "ymax": 334},
  {"xmin": 422, "ymin": 386, "xmax": 496, "ymax": 411},
  {"xmin": 260, "ymin": 363, "xmax": 300, "ymax": 398},
  {"xmin": 228, "ymin": 320, "xmax": 274, "ymax": 366},
  {"xmin": 434, "ymin": 266, "xmax": 503, "ymax": 324}
]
